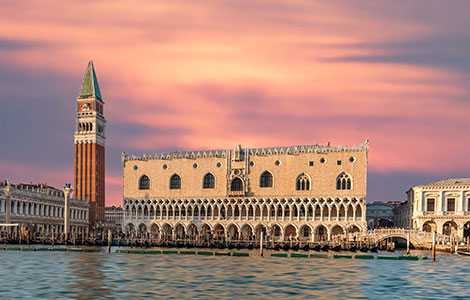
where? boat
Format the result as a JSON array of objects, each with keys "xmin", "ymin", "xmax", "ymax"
[
  {"xmin": 457, "ymin": 250, "xmax": 470, "ymax": 256},
  {"xmin": 331, "ymin": 245, "xmax": 341, "ymax": 252},
  {"xmin": 312, "ymin": 244, "xmax": 321, "ymax": 251}
]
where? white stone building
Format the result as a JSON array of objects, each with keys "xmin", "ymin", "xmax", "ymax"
[
  {"xmin": 0, "ymin": 180, "xmax": 89, "ymax": 234},
  {"xmin": 408, "ymin": 178, "xmax": 470, "ymax": 238},
  {"xmin": 105, "ymin": 206, "xmax": 123, "ymax": 231}
]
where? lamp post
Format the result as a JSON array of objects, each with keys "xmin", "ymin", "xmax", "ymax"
[{"xmin": 62, "ymin": 184, "xmax": 72, "ymax": 240}]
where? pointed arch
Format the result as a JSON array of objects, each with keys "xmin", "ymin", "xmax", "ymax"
[
  {"xmin": 138, "ymin": 174, "xmax": 150, "ymax": 190},
  {"xmin": 203, "ymin": 173, "xmax": 215, "ymax": 189},
  {"xmin": 230, "ymin": 177, "xmax": 243, "ymax": 191},
  {"xmin": 170, "ymin": 174, "xmax": 181, "ymax": 189},
  {"xmin": 336, "ymin": 172, "xmax": 352, "ymax": 190},
  {"xmin": 260, "ymin": 171, "xmax": 274, "ymax": 188},
  {"xmin": 296, "ymin": 173, "xmax": 311, "ymax": 191}
]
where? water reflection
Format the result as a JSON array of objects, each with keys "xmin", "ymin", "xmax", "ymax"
[
  {"xmin": 0, "ymin": 250, "xmax": 469, "ymax": 299},
  {"xmin": 65, "ymin": 253, "xmax": 115, "ymax": 299}
]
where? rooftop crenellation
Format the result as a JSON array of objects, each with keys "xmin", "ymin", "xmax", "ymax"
[{"xmin": 122, "ymin": 139, "xmax": 370, "ymax": 162}]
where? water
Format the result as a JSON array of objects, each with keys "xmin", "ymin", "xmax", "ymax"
[{"xmin": 0, "ymin": 249, "xmax": 469, "ymax": 299}]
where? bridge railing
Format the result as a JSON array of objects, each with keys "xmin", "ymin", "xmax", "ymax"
[{"xmin": 337, "ymin": 228, "xmax": 451, "ymax": 244}]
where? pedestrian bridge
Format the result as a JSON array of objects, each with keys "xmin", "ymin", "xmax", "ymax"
[{"xmin": 339, "ymin": 228, "xmax": 450, "ymax": 249}]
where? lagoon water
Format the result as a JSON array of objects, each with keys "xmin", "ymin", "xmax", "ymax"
[{"xmin": 0, "ymin": 249, "xmax": 469, "ymax": 299}]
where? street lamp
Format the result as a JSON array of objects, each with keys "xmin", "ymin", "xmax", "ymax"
[{"xmin": 62, "ymin": 183, "xmax": 72, "ymax": 240}]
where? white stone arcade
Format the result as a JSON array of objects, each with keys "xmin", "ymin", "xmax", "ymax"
[{"xmin": 123, "ymin": 197, "xmax": 366, "ymax": 242}]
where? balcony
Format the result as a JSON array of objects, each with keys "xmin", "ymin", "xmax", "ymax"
[{"xmin": 228, "ymin": 190, "xmax": 245, "ymax": 197}]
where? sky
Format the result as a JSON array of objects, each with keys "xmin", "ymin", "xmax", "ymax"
[{"xmin": 0, "ymin": 1, "xmax": 469, "ymax": 206}]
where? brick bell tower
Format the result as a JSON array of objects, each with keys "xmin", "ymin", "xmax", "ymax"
[{"xmin": 74, "ymin": 61, "xmax": 106, "ymax": 230}]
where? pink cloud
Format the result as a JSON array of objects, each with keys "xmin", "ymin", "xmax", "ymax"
[{"xmin": 1, "ymin": 0, "xmax": 470, "ymax": 206}]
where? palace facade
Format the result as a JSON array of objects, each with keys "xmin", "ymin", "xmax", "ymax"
[
  {"xmin": 122, "ymin": 141, "xmax": 369, "ymax": 242},
  {"xmin": 0, "ymin": 181, "xmax": 89, "ymax": 234},
  {"xmin": 408, "ymin": 178, "xmax": 470, "ymax": 238}
]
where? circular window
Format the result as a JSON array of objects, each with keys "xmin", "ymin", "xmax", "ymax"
[
  {"xmin": 349, "ymin": 156, "xmax": 356, "ymax": 163},
  {"xmin": 216, "ymin": 162, "xmax": 222, "ymax": 168},
  {"xmin": 162, "ymin": 164, "xmax": 168, "ymax": 170},
  {"xmin": 274, "ymin": 160, "xmax": 281, "ymax": 166},
  {"xmin": 193, "ymin": 163, "xmax": 198, "ymax": 169},
  {"xmin": 234, "ymin": 169, "xmax": 240, "ymax": 175},
  {"xmin": 320, "ymin": 158, "xmax": 326, "ymax": 164},
  {"xmin": 133, "ymin": 165, "xmax": 138, "ymax": 171},
  {"xmin": 250, "ymin": 161, "xmax": 255, "ymax": 167}
]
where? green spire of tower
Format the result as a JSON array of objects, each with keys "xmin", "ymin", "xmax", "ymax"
[{"xmin": 79, "ymin": 61, "xmax": 102, "ymax": 100}]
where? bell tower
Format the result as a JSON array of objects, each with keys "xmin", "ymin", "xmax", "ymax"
[{"xmin": 74, "ymin": 61, "xmax": 106, "ymax": 229}]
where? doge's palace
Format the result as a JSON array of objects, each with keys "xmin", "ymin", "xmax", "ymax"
[{"xmin": 122, "ymin": 141, "xmax": 369, "ymax": 242}]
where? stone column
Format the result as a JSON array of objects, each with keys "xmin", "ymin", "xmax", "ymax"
[
  {"xmin": 1, "ymin": 181, "xmax": 13, "ymax": 233},
  {"xmin": 437, "ymin": 190, "xmax": 445, "ymax": 214},
  {"xmin": 460, "ymin": 191, "xmax": 466, "ymax": 214},
  {"xmin": 63, "ymin": 184, "xmax": 72, "ymax": 237},
  {"xmin": 421, "ymin": 191, "xmax": 426, "ymax": 213}
]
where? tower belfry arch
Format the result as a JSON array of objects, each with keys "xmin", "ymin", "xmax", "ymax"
[{"xmin": 74, "ymin": 61, "xmax": 106, "ymax": 229}]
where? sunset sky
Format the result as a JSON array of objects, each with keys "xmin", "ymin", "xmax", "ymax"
[{"xmin": 1, "ymin": 1, "xmax": 469, "ymax": 206}]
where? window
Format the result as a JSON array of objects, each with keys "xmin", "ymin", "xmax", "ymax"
[
  {"xmin": 336, "ymin": 172, "xmax": 352, "ymax": 190},
  {"xmin": 230, "ymin": 178, "xmax": 243, "ymax": 191},
  {"xmin": 260, "ymin": 171, "xmax": 273, "ymax": 188},
  {"xmin": 216, "ymin": 162, "xmax": 222, "ymax": 168},
  {"xmin": 296, "ymin": 173, "xmax": 310, "ymax": 191},
  {"xmin": 138, "ymin": 175, "xmax": 150, "ymax": 190},
  {"xmin": 203, "ymin": 173, "xmax": 215, "ymax": 189},
  {"xmin": 309, "ymin": 161, "xmax": 314, "ymax": 166},
  {"xmin": 275, "ymin": 160, "xmax": 281, "ymax": 166},
  {"xmin": 170, "ymin": 174, "xmax": 181, "ymax": 189},
  {"xmin": 320, "ymin": 158, "xmax": 326, "ymax": 164},
  {"xmin": 337, "ymin": 160, "xmax": 342, "ymax": 165},
  {"xmin": 447, "ymin": 198, "xmax": 455, "ymax": 212},
  {"xmin": 349, "ymin": 156, "xmax": 356, "ymax": 163},
  {"xmin": 193, "ymin": 163, "xmax": 198, "ymax": 169},
  {"xmin": 426, "ymin": 198, "xmax": 435, "ymax": 212}
]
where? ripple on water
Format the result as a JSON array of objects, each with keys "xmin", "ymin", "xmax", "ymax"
[{"xmin": 0, "ymin": 250, "xmax": 469, "ymax": 299}]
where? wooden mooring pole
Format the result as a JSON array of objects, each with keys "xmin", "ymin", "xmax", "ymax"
[
  {"xmin": 432, "ymin": 231, "xmax": 436, "ymax": 261},
  {"xmin": 260, "ymin": 232, "xmax": 264, "ymax": 257},
  {"xmin": 406, "ymin": 233, "xmax": 410, "ymax": 255},
  {"xmin": 108, "ymin": 230, "xmax": 112, "ymax": 253}
]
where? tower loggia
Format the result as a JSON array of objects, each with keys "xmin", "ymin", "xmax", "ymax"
[{"xmin": 74, "ymin": 61, "xmax": 106, "ymax": 229}]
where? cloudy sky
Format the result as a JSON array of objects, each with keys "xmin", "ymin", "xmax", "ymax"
[{"xmin": 1, "ymin": 1, "xmax": 469, "ymax": 206}]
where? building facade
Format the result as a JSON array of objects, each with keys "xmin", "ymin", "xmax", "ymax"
[
  {"xmin": 408, "ymin": 178, "xmax": 470, "ymax": 238},
  {"xmin": 0, "ymin": 181, "xmax": 89, "ymax": 234},
  {"xmin": 105, "ymin": 206, "xmax": 124, "ymax": 231},
  {"xmin": 366, "ymin": 201, "xmax": 396, "ymax": 228},
  {"xmin": 74, "ymin": 61, "xmax": 106, "ymax": 228},
  {"xmin": 122, "ymin": 141, "xmax": 369, "ymax": 242},
  {"xmin": 392, "ymin": 201, "xmax": 412, "ymax": 229}
]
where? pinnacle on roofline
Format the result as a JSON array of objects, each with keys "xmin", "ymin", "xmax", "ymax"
[{"xmin": 78, "ymin": 60, "xmax": 103, "ymax": 101}]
